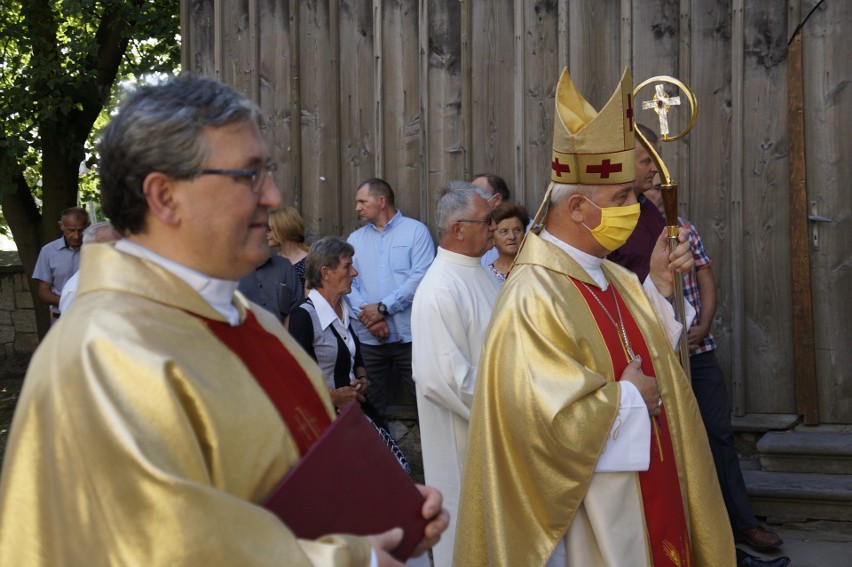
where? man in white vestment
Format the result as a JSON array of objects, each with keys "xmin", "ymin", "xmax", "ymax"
[{"xmin": 411, "ymin": 181, "xmax": 500, "ymax": 567}]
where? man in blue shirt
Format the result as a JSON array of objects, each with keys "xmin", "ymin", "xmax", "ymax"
[
  {"xmin": 347, "ymin": 178, "xmax": 435, "ymax": 418},
  {"xmin": 33, "ymin": 206, "xmax": 90, "ymax": 323}
]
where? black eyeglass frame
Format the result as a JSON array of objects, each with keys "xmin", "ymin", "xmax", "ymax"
[{"xmin": 198, "ymin": 162, "xmax": 278, "ymax": 194}]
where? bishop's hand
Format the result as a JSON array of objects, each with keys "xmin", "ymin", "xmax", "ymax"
[
  {"xmin": 649, "ymin": 227, "xmax": 693, "ymax": 298},
  {"xmin": 620, "ymin": 357, "xmax": 662, "ymax": 417}
]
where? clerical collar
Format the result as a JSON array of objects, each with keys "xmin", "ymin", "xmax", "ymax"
[
  {"xmin": 437, "ymin": 246, "xmax": 482, "ymax": 266},
  {"xmin": 115, "ymin": 239, "xmax": 241, "ymax": 325},
  {"xmin": 539, "ymin": 229, "xmax": 608, "ymax": 290},
  {"xmin": 307, "ymin": 288, "xmax": 350, "ymax": 331}
]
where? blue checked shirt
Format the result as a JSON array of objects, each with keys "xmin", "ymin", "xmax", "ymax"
[{"xmin": 347, "ymin": 211, "xmax": 435, "ymax": 345}]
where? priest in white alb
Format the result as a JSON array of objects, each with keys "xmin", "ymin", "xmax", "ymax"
[
  {"xmin": 453, "ymin": 67, "xmax": 736, "ymax": 566},
  {"xmin": 412, "ymin": 181, "xmax": 500, "ymax": 567}
]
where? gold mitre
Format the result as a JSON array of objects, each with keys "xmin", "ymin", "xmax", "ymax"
[{"xmin": 550, "ymin": 67, "xmax": 635, "ymax": 185}]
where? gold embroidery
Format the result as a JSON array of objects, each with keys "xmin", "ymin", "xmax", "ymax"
[
  {"xmin": 294, "ymin": 407, "xmax": 323, "ymax": 442},
  {"xmin": 612, "ymin": 415, "xmax": 623, "ymax": 440},
  {"xmin": 662, "ymin": 539, "xmax": 682, "ymax": 566}
]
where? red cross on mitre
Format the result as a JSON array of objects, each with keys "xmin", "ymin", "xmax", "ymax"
[
  {"xmin": 552, "ymin": 157, "xmax": 571, "ymax": 177},
  {"xmin": 626, "ymin": 93, "xmax": 634, "ymax": 132},
  {"xmin": 586, "ymin": 159, "xmax": 623, "ymax": 179}
]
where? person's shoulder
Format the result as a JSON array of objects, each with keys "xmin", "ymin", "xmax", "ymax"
[
  {"xmin": 347, "ymin": 224, "xmax": 370, "ymax": 240},
  {"xmin": 400, "ymin": 214, "xmax": 430, "ymax": 232},
  {"xmin": 37, "ymin": 237, "xmax": 64, "ymax": 255}
]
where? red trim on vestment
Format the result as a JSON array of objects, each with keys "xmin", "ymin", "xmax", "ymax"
[
  {"xmin": 573, "ymin": 278, "xmax": 692, "ymax": 567},
  {"xmin": 201, "ymin": 310, "xmax": 332, "ymax": 456}
]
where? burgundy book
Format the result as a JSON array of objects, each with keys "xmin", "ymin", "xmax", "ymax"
[{"xmin": 263, "ymin": 403, "xmax": 427, "ymax": 560}]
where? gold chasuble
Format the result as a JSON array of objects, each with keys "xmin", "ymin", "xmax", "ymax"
[
  {"xmin": 453, "ymin": 232, "xmax": 735, "ymax": 566},
  {"xmin": 0, "ymin": 244, "xmax": 372, "ymax": 567}
]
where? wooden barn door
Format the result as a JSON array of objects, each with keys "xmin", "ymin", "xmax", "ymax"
[{"xmin": 800, "ymin": 0, "xmax": 852, "ymax": 424}]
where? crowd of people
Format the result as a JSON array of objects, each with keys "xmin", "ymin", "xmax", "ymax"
[{"xmin": 2, "ymin": 69, "xmax": 790, "ymax": 567}]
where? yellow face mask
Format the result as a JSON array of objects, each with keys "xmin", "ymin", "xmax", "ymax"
[{"xmin": 582, "ymin": 197, "xmax": 641, "ymax": 251}]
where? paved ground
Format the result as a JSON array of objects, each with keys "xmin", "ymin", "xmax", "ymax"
[{"xmin": 752, "ymin": 525, "xmax": 852, "ymax": 567}]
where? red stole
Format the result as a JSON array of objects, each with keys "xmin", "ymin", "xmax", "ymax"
[
  {"xmin": 573, "ymin": 278, "xmax": 692, "ymax": 567},
  {"xmin": 201, "ymin": 310, "xmax": 332, "ymax": 456}
]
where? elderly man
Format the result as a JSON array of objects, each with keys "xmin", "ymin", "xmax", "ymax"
[
  {"xmin": 347, "ymin": 178, "xmax": 435, "ymax": 418},
  {"xmin": 32, "ymin": 206, "xmax": 90, "ymax": 322},
  {"xmin": 411, "ymin": 181, "xmax": 499, "ymax": 567},
  {"xmin": 57, "ymin": 220, "xmax": 121, "ymax": 314},
  {"xmin": 0, "ymin": 76, "xmax": 447, "ymax": 567},
  {"xmin": 454, "ymin": 68, "xmax": 735, "ymax": 566}
]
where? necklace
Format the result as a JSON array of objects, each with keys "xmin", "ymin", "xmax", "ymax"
[{"xmin": 579, "ymin": 281, "xmax": 636, "ymax": 360}]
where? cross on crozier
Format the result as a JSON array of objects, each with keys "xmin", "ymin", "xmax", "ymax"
[{"xmin": 641, "ymin": 84, "xmax": 681, "ymax": 137}]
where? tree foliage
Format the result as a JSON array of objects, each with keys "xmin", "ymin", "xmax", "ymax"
[{"xmin": 0, "ymin": 0, "xmax": 180, "ymax": 335}]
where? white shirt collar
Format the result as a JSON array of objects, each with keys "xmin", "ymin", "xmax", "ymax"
[
  {"xmin": 307, "ymin": 288, "xmax": 349, "ymax": 331},
  {"xmin": 539, "ymin": 229, "xmax": 608, "ymax": 289},
  {"xmin": 115, "ymin": 239, "xmax": 241, "ymax": 325}
]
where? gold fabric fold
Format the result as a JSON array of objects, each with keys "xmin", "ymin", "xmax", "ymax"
[
  {"xmin": 0, "ymin": 243, "xmax": 372, "ymax": 567},
  {"xmin": 453, "ymin": 232, "xmax": 735, "ymax": 566}
]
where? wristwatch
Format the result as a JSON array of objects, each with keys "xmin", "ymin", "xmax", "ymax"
[{"xmin": 377, "ymin": 302, "xmax": 388, "ymax": 316}]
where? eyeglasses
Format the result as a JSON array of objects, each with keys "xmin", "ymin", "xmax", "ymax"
[
  {"xmin": 198, "ymin": 162, "xmax": 278, "ymax": 194},
  {"xmin": 456, "ymin": 213, "xmax": 494, "ymax": 225}
]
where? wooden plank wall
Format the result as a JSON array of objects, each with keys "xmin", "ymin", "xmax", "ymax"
[
  {"xmin": 181, "ymin": 0, "xmax": 852, "ymax": 423},
  {"xmin": 802, "ymin": 0, "xmax": 852, "ymax": 423}
]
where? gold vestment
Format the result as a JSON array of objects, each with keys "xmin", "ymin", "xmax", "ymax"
[
  {"xmin": 0, "ymin": 243, "xmax": 372, "ymax": 566},
  {"xmin": 453, "ymin": 232, "xmax": 735, "ymax": 566}
]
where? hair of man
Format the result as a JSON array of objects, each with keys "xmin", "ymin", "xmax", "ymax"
[
  {"xmin": 305, "ymin": 236, "xmax": 355, "ymax": 290},
  {"xmin": 472, "ymin": 173, "xmax": 511, "ymax": 202},
  {"xmin": 359, "ymin": 177, "xmax": 395, "ymax": 207},
  {"xmin": 492, "ymin": 201, "xmax": 530, "ymax": 228},
  {"xmin": 98, "ymin": 75, "xmax": 262, "ymax": 236},
  {"xmin": 434, "ymin": 180, "xmax": 492, "ymax": 238},
  {"xmin": 268, "ymin": 206, "xmax": 308, "ymax": 251},
  {"xmin": 636, "ymin": 123, "xmax": 659, "ymax": 145},
  {"xmin": 60, "ymin": 207, "xmax": 90, "ymax": 224},
  {"xmin": 549, "ymin": 182, "xmax": 598, "ymax": 205}
]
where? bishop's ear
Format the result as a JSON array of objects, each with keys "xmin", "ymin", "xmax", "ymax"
[{"xmin": 566, "ymin": 193, "xmax": 589, "ymax": 223}]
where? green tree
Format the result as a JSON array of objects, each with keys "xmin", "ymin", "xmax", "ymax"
[{"xmin": 0, "ymin": 0, "xmax": 180, "ymax": 336}]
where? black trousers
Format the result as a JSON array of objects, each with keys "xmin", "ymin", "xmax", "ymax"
[
  {"xmin": 690, "ymin": 350, "xmax": 758, "ymax": 533},
  {"xmin": 360, "ymin": 341, "xmax": 415, "ymax": 419}
]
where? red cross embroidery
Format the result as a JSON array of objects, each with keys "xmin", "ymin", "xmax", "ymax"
[
  {"xmin": 552, "ymin": 157, "xmax": 571, "ymax": 177},
  {"xmin": 626, "ymin": 94, "xmax": 634, "ymax": 132},
  {"xmin": 586, "ymin": 159, "xmax": 623, "ymax": 179}
]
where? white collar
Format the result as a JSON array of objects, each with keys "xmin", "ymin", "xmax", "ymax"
[
  {"xmin": 436, "ymin": 246, "xmax": 484, "ymax": 266},
  {"xmin": 115, "ymin": 239, "xmax": 241, "ymax": 325},
  {"xmin": 539, "ymin": 229, "xmax": 608, "ymax": 289},
  {"xmin": 307, "ymin": 288, "xmax": 349, "ymax": 331}
]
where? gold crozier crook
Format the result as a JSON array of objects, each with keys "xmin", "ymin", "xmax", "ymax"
[{"xmin": 634, "ymin": 75, "xmax": 698, "ymax": 377}]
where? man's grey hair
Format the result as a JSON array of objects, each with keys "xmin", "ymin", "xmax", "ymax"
[
  {"xmin": 305, "ymin": 236, "xmax": 355, "ymax": 290},
  {"xmin": 99, "ymin": 75, "xmax": 262, "ymax": 236},
  {"xmin": 435, "ymin": 180, "xmax": 491, "ymax": 237},
  {"xmin": 550, "ymin": 183, "xmax": 595, "ymax": 205}
]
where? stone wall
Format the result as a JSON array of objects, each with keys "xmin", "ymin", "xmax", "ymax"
[{"xmin": 0, "ymin": 266, "xmax": 38, "ymax": 359}]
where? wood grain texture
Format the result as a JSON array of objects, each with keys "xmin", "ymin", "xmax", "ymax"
[
  {"xmin": 802, "ymin": 0, "xmax": 852, "ymax": 423},
  {"xmin": 741, "ymin": 1, "xmax": 794, "ymax": 413}
]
